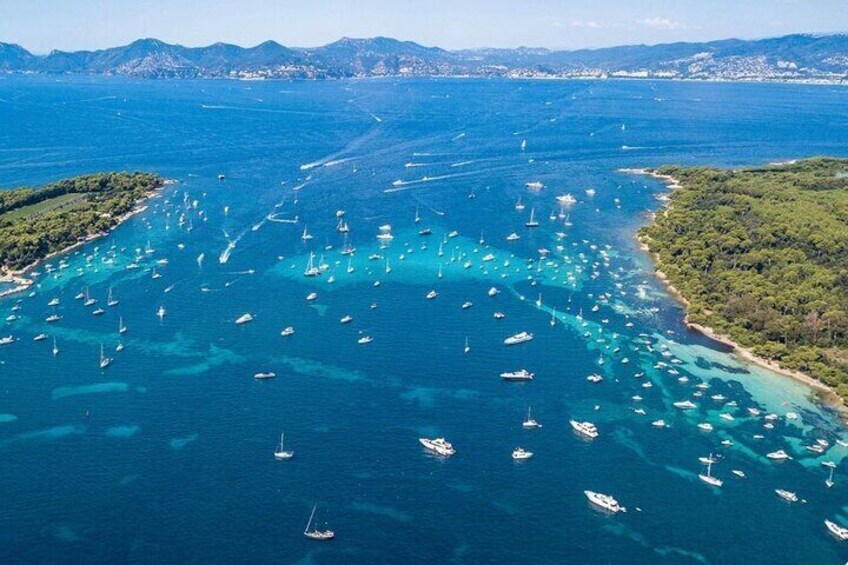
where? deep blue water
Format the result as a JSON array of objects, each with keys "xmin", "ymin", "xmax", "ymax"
[{"xmin": 1, "ymin": 76, "xmax": 848, "ymax": 564}]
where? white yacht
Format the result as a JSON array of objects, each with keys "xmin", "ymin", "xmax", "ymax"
[
  {"xmin": 523, "ymin": 407, "xmax": 541, "ymax": 429},
  {"xmin": 340, "ymin": 315, "xmax": 353, "ymax": 324},
  {"xmin": 488, "ymin": 287, "xmax": 500, "ymax": 297},
  {"xmin": 556, "ymin": 194, "xmax": 577, "ymax": 206},
  {"xmin": 697, "ymin": 423, "xmax": 714, "ymax": 432},
  {"xmin": 274, "ymin": 433, "xmax": 294, "ymax": 460},
  {"xmin": 303, "ymin": 505, "xmax": 334, "ymax": 541},
  {"xmin": 157, "ymin": 305, "xmax": 166, "ymax": 320},
  {"xmin": 482, "ymin": 253, "xmax": 495, "ymax": 262},
  {"xmin": 493, "ymin": 312, "xmax": 505, "ymax": 319},
  {"xmin": 235, "ymin": 313, "xmax": 254, "ymax": 325},
  {"xmin": 731, "ymin": 469, "xmax": 746, "ymax": 479},
  {"xmin": 33, "ymin": 333, "xmax": 48, "ymax": 342},
  {"xmin": 775, "ymin": 489, "xmax": 798, "ymax": 502},
  {"xmin": 570, "ymin": 420, "xmax": 599, "ymax": 439},
  {"xmin": 674, "ymin": 400, "xmax": 697, "ymax": 410},
  {"xmin": 585, "ymin": 490, "xmax": 624, "ymax": 513},
  {"xmin": 280, "ymin": 327, "xmax": 295, "ymax": 337},
  {"xmin": 254, "ymin": 372, "xmax": 276, "ymax": 380},
  {"xmin": 357, "ymin": 335, "xmax": 373, "ymax": 345},
  {"xmin": 461, "ymin": 302, "xmax": 473, "ymax": 310},
  {"xmin": 306, "ymin": 292, "xmax": 318, "ymax": 302},
  {"xmin": 652, "ymin": 420, "xmax": 667, "ymax": 428},
  {"xmin": 506, "ymin": 233, "xmax": 521, "ymax": 242},
  {"xmin": 504, "ymin": 331, "xmax": 533, "ymax": 346},
  {"xmin": 45, "ymin": 314, "xmax": 61, "ymax": 323},
  {"xmin": 500, "ymin": 369, "xmax": 534, "ymax": 381},
  {"xmin": 586, "ymin": 374, "xmax": 603, "ymax": 384},
  {"xmin": 512, "ymin": 447, "xmax": 533, "ymax": 460},
  {"xmin": 767, "ymin": 450, "xmax": 792, "ymax": 461},
  {"xmin": 376, "ymin": 225, "xmax": 394, "ymax": 241},
  {"xmin": 419, "ymin": 437, "xmax": 455, "ymax": 456},
  {"xmin": 48, "ymin": 298, "xmax": 60, "ymax": 307},
  {"xmin": 425, "ymin": 290, "xmax": 438, "ymax": 300},
  {"xmin": 825, "ymin": 519, "xmax": 848, "ymax": 541}
]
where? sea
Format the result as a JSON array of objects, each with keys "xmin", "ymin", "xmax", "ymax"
[{"xmin": 0, "ymin": 75, "xmax": 847, "ymax": 564}]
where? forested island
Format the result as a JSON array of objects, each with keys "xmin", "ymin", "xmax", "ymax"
[
  {"xmin": 0, "ymin": 172, "xmax": 164, "ymax": 274},
  {"xmin": 639, "ymin": 158, "xmax": 848, "ymax": 400}
]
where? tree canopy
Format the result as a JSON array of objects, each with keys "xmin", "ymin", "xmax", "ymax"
[
  {"xmin": 0, "ymin": 171, "xmax": 163, "ymax": 271},
  {"xmin": 640, "ymin": 158, "xmax": 848, "ymax": 399}
]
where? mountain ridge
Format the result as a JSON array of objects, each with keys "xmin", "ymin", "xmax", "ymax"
[{"xmin": 2, "ymin": 33, "xmax": 847, "ymax": 81}]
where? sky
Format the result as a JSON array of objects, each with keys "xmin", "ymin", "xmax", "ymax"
[{"xmin": 2, "ymin": 0, "xmax": 847, "ymax": 53}]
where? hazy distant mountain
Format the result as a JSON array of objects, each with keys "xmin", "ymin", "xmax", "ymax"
[{"xmin": 2, "ymin": 33, "xmax": 847, "ymax": 81}]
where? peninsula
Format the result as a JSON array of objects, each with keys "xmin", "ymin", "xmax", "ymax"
[
  {"xmin": 638, "ymin": 158, "xmax": 848, "ymax": 401},
  {"xmin": 0, "ymin": 171, "xmax": 164, "ymax": 284}
]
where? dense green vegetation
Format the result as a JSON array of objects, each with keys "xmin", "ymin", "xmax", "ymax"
[
  {"xmin": 0, "ymin": 172, "xmax": 163, "ymax": 271},
  {"xmin": 640, "ymin": 158, "xmax": 848, "ymax": 399}
]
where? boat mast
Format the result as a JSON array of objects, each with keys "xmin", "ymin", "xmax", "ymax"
[{"xmin": 305, "ymin": 505, "xmax": 317, "ymax": 534}]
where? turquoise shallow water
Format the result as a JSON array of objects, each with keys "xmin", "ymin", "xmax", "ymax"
[{"xmin": 1, "ymin": 76, "xmax": 848, "ymax": 564}]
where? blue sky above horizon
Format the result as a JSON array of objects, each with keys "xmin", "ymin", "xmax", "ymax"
[{"xmin": 3, "ymin": 0, "xmax": 847, "ymax": 53}]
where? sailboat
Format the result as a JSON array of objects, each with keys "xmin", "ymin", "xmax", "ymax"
[
  {"xmin": 515, "ymin": 197, "xmax": 525, "ymax": 211},
  {"xmin": 52, "ymin": 337, "xmax": 59, "ymax": 356},
  {"xmin": 826, "ymin": 463, "xmax": 836, "ymax": 488},
  {"xmin": 437, "ymin": 263, "xmax": 443, "ymax": 279},
  {"xmin": 304, "ymin": 505, "xmax": 334, "ymax": 541},
  {"xmin": 83, "ymin": 287, "xmax": 96, "ymax": 307},
  {"xmin": 438, "ymin": 241, "xmax": 444, "ymax": 257},
  {"xmin": 385, "ymin": 258, "xmax": 391, "ymax": 274},
  {"xmin": 698, "ymin": 454, "xmax": 722, "ymax": 487},
  {"xmin": 118, "ymin": 316, "xmax": 128, "ymax": 334},
  {"xmin": 346, "ymin": 257, "xmax": 354, "ymax": 274},
  {"xmin": 523, "ymin": 407, "xmax": 542, "ymax": 429},
  {"xmin": 301, "ymin": 226, "xmax": 313, "ymax": 241},
  {"xmin": 550, "ymin": 308, "xmax": 556, "ymax": 327},
  {"xmin": 99, "ymin": 344, "xmax": 112, "ymax": 369},
  {"xmin": 525, "ymin": 208, "xmax": 539, "ymax": 228},
  {"xmin": 107, "ymin": 287, "xmax": 119, "ymax": 307},
  {"xmin": 303, "ymin": 252, "xmax": 320, "ymax": 277},
  {"xmin": 414, "ymin": 206, "xmax": 420, "ymax": 224},
  {"xmin": 274, "ymin": 433, "xmax": 294, "ymax": 460},
  {"xmin": 464, "ymin": 337, "xmax": 470, "ymax": 354},
  {"xmin": 535, "ymin": 293, "xmax": 542, "ymax": 308}
]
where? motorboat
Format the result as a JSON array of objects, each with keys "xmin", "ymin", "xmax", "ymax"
[
  {"xmin": 500, "ymin": 369, "xmax": 534, "ymax": 381},
  {"xmin": 504, "ymin": 331, "xmax": 533, "ymax": 346},
  {"xmin": 585, "ymin": 490, "xmax": 624, "ymax": 513},
  {"xmin": 512, "ymin": 447, "xmax": 533, "ymax": 460},
  {"xmin": 281, "ymin": 327, "xmax": 295, "ymax": 337},
  {"xmin": 570, "ymin": 420, "xmax": 599, "ymax": 439},
  {"xmin": 235, "ymin": 313, "xmax": 254, "ymax": 325},
  {"xmin": 419, "ymin": 437, "xmax": 455, "ymax": 456}
]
